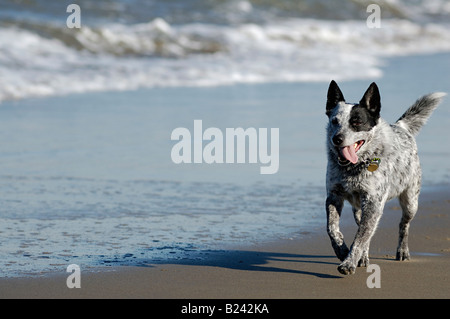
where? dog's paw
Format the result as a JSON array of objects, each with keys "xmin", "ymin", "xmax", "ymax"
[
  {"xmin": 358, "ymin": 254, "xmax": 370, "ymax": 267},
  {"xmin": 396, "ymin": 248, "xmax": 410, "ymax": 261},
  {"xmin": 337, "ymin": 262, "xmax": 356, "ymax": 275}
]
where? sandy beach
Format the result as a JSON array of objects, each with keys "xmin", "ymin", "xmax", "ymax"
[{"xmin": 1, "ymin": 184, "xmax": 448, "ymax": 299}]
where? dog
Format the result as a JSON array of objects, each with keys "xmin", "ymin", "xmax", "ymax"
[{"xmin": 325, "ymin": 80, "xmax": 445, "ymax": 275}]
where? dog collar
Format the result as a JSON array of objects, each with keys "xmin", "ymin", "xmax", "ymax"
[
  {"xmin": 337, "ymin": 157, "xmax": 381, "ymax": 171},
  {"xmin": 365, "ymin": 158, "xmax": 381, "ymax": 172}
]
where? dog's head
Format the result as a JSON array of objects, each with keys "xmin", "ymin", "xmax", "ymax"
[{"xmin": 326, "ymin": 80, "xmax": 381, "ymax": 166}]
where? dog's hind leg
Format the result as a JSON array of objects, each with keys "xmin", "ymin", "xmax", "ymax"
[
  {"xmin": 326, "ymin": 194, "xmax": 349, "ymax": 261},
  {"xmin": 397, "ymin": 186, "xmax": 419, "ymax": 261}
]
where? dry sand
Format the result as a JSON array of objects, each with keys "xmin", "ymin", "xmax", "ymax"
[{"xmin": 1, "ymin": 185, "xmax": 449, "ymax": 299}]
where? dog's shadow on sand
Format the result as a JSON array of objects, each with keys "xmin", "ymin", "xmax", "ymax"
[{"xmin": 101, "ymin": 249, "xmax": 342, "ymax": 279}]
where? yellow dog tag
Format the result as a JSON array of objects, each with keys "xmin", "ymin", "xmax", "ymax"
[{"xmin": 367, "ymin": 158, "xmax": 381, "ymax": 172}]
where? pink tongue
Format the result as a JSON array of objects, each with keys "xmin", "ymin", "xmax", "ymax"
[{"xmin": 341, "ymin": 145, "xmax": 358, "ymax": 164}]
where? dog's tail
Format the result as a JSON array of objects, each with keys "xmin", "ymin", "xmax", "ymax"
[{"xmin": 395, "ymin": 92, "xmax": 446, "ymax": 136}]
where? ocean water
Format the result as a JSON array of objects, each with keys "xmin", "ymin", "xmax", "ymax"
[
  {"xmin": 0, "ymin": 1, "xmax": 449, "ymax": 277},
  {"xmin": 1, "ymin": 0, "xmax": 450, "ymax": 102}
]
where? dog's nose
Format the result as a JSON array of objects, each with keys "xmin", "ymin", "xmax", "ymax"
[{"xmin": 332, "ymin": 134, "xmax": 344, "ymax": 146}]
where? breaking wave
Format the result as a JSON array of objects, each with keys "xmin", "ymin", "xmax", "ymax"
[{"xmin": 1, "ymin": 0, "xmax": 450, "ymax": 102}]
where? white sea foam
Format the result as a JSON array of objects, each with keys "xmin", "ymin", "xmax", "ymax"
[{"xmin": 1, "ymin": 16, "xmax": 450, "ymax": 102}]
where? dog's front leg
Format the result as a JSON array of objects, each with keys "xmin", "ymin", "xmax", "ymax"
[
  {"xmin": 352, "ymin": 207, "xmax": 369, "ymax": 267},
  {"xmin": 338, "ymin": 196, "xmax": 384, "ymax": 275},
  {"xmin": 326, "ymin": 194, "xmax": 349, "ymax": 261}
]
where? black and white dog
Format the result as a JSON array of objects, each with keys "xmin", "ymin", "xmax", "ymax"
[{"xmin": 325, "ymin": 80, "xmax": 445, "ymax": 275}]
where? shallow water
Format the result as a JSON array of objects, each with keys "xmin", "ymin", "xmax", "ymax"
[{"xmin": 0, "ymin": 82, "xmax": 329, "ymax": 277}]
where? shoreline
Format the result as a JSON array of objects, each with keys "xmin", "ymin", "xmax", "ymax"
[{"xmin": 1, "ymin": 183, "xmax": 448, "ymax": 298}]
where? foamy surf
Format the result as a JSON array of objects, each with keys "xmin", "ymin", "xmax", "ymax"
[{"xmin": 1, "ymin": 0, "xmax": 450, "ymax": 102}]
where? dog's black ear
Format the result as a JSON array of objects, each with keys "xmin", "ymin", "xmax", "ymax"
[
  {"xmin": 326, "ymin": 80, "xmax": 345, "ymax": 116},
  {"xmin": 360, "ymin": 82, "xmax": 381, "ymax": 119}
]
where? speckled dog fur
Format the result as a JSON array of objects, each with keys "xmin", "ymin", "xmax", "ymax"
[{"xmin": 325, "ymin": 80, "xmax": 445, "ymax": 275}]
